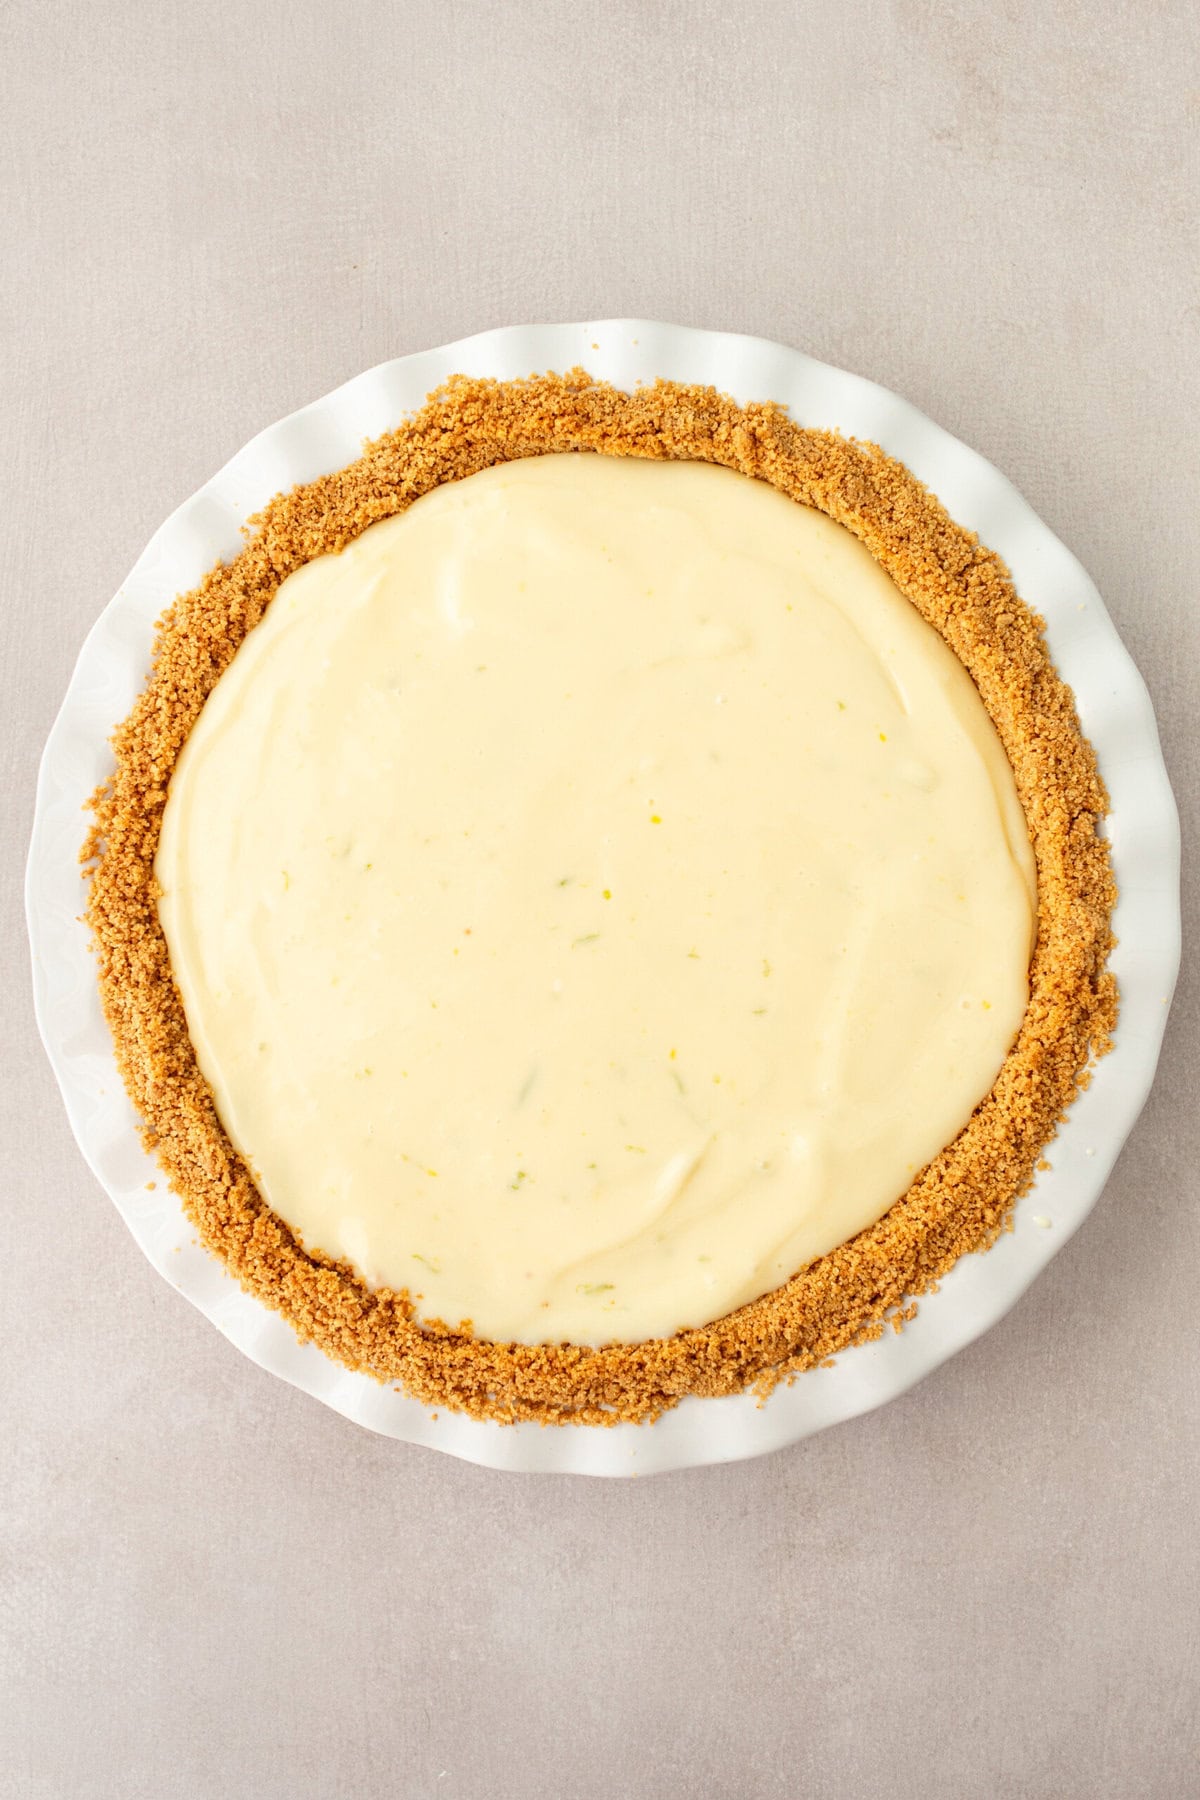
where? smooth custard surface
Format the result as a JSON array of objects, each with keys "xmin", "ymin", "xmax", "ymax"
[{"xmin": 156, "ymin": 453, "xmax": 1036, "ymax": 1345}]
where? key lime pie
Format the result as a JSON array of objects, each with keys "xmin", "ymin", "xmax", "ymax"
[{"xmin": 84, "ymin": 372, "xmax": 1116, "ymax": 1423}]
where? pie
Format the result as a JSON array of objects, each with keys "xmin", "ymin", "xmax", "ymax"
[{"xmin": 83, "ymin": 372, "xmax": 1117, "ymax": 1423}]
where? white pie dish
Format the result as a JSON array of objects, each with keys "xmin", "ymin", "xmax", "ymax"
[{"xmin": 26, "ymin": 320, "xmax": 1181, "ymax": 1476}]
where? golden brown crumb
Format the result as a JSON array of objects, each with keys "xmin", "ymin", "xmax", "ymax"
[{"xmin": 82, "ymin": 372, "xmax": 1117, "ymax": 1425}]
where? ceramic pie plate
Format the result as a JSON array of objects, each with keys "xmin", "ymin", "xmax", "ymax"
[{"xmin": 26, "ymin": 321, "xmax": 1181, "ymax": 1477}]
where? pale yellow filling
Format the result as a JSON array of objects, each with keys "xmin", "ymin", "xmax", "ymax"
[{"xmin": 156, "ymin": 454, "xmax": 1036, "ymax": 1346}]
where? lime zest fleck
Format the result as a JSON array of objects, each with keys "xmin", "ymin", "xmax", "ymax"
[
  {"xmin": 412, "ymin": 1253, "xmax": 441, "ymax": 1274},
  {"xmin": 577, "ymin": 1282, "xmax": 615, "ymax": 1296},
  {"xmin": 572, "ymin": 932, "xmax": 601, "ymax": 948}
]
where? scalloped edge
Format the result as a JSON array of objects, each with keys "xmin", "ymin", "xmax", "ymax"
[{"xmin": 26, "ymin": 322, "xmax": 1181, "ymax": 1476}]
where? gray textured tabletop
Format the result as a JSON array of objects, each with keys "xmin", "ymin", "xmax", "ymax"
[{"xmin": 3, "ymin": 3, "xmax": 1197, "ymax": 1796}]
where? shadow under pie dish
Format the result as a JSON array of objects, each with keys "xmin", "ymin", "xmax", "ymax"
[{"xmin": 81, "ymin": 369, "xmax": 1118, "ymax": 1426}]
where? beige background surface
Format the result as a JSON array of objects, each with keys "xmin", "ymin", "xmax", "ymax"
[{"xmin": 3, "ymin": 2, "xmax": 1197, "ymax": 1795}]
